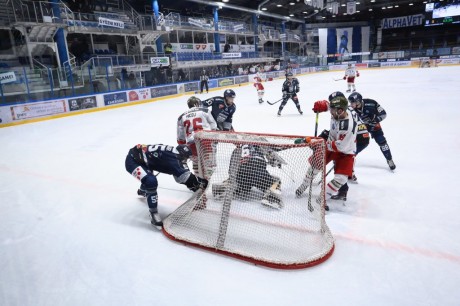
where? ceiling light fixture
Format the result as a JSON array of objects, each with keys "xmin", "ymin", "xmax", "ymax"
[
  {"xmin": 369, "ymin": 8, "xmax": 373, "ymax": 11},
  {"xmin": 289, "ymin": 2, "xmax": 295, "ymax": 5},
  {"xmin": 409, "ymin": 3, "xmax": 413, "ymax": 5},
  {"xmin": 261, "ymin": 7, "xmax": 267, "ymax": 10},
  {"xmin": 277, "ymin": 4, "xmax": 282, "ymax": 7}
]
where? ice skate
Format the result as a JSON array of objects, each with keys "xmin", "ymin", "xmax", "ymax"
[
  {"xmin": 259, "ymin": 98, "xmax": 264, "ymax": 104},
  {"xmin": 277, "ymin": 110, "xmax": 282, "ymax": 117},
  {"xmin": 346, "ymin": 89, "xmax": 351, "ymax": 93},
  {"xmin": 137, "ymin": 188, "xmax": 147, "ymax": 197},
  {"xmin": 149, "ymin": 210, "xmax": 163, "ymax": 230},
  {"xmin": 330, "ymin": 190, "xmax": 347, "ymax": 201},
  {"xmin": 387, "ymin": 159, "xmax": 396, "ymax": 170},
  {"xmin": 348, "ymin": 173, "xmax": 358, "ymax": 183},
  {"xmin": 298, "ymin": 109, "xmax": 303, "ymax": 115}
]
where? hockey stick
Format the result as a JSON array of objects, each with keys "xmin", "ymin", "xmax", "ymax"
[
  {"xmin": 307, "ymin": 114, "xmax": 320, "ymax": 212},
  {"xmin": 332, "ymin": 77, "xmax": 344, "ymax": 81},
  {"xmin": 266, "ymin": 98, "xmax": 283, "ymax": 105}
]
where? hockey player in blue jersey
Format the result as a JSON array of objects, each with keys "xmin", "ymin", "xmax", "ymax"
[
  {"xmin": 348, "ymin": 92, "xmax": 396, "ymax": 170},
  {"xmin": 125, "ymin": 143, "xmax": 208, "ymax": 229},
  {"xmin": 278, "ymin": 72, "xmax": 303, "ymax": 116},
  {"xmin": 202, "ymin": 89, "xmax": 236, "ymax": 131}
]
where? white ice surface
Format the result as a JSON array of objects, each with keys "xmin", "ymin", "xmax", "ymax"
[{"xmin": 1, "ymin": 66, "xmax": 460, "ymax": 306}]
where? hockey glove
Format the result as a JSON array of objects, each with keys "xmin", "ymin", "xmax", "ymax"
[
  {"xmin": 312, "ymin": 100, "xmax": 329, "ymax": 113},
  {"xmin": 282, "ymin": 91, "xmax": 288, "ymax": 99},
  {"xmin": 357, "ymin": 72, "xmax": 360, "ymax": 77},
  {"xmin": 295, "ymin": 88, "xmax": 299, "ymax": 93},
  {"xmin": 343, "ymin": 76, "xmax": 346, "ymax": 80},
  {"xmin": 318, "ymin": 129, "xmax": 329, "ymax": 140}
]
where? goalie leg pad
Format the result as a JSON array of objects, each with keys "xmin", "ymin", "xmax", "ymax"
[{"xmin": 296, "ymin": 168, "xmax": 319, "ymax": 197}]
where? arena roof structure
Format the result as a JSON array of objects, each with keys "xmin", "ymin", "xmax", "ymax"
[{"xmin": 147, "ymin": 0, "xmax": 429, "ymax": 23}]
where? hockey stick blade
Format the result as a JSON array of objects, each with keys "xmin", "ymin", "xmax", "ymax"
[
  {"xmin": 332, "ymin": 77, "xmax": 344, "ymax": 81},
  {"xmin": 266, "ymin": 98, "xmax": 283, "ymax": 105}
]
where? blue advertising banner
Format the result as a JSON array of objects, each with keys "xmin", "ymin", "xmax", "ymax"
[
  {"xmin": 234, "ymin": 75, "xmax": 249, "ymax": 84},
  {"xmin": 150, "ymin": 85, "xmax": 178, "ymax": 98},
  {"xmin": 208, "ymin": 79, "xmax": 218, "ymax": 89},
  {"xmin": 103, "ymin": 92, "xmax": 128, "ymax": 106},
  {"xmin": 184, "ymin": 82, "xmax": 200, "ymax": 92}
]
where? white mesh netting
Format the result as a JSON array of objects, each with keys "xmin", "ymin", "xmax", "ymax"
[{"xmin": 163, "ymin": 131, "xmax": 334, "ymax": 269}]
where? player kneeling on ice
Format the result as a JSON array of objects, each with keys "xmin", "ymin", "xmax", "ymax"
[
  {"xmin": 277, "ymin": 72, "xmax": 303, "ymax": 116},
  {"xmin": 253, "ymin": 73, "xmax": 265, "ymax": 104},
  {"xmin": 125, "ymin": 144, "xmax": 208, "ymax": 229},
  {"xmin": 212, "ymin": 144, "xmax": 286, "ymax": 209},
  {"xmin": 295, "ymin": 96, "xmax": 357, "ymax": 210}
]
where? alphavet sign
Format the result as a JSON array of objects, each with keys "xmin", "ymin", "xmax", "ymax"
[
  {"xmin": 98, "ymin": 17, "xmax": 124, "ymax": 29},
  {"xmin": 150, "ymin": 57, "xmax": 170, "ymax": 67},
  {"xmin": 0, "ymin": 71, "xmax": 17, "ymax": 84},
  {"xmin": 381, "ymin": 14, "xmax": 424, "ymax": 29}
]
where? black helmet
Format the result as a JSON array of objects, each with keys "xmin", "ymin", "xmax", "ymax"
[
  {"xmin": 286, "ymin": 72, "xmax": 293, "ymax": 77},
  {"xmin": 329, "ymin": 96, "xmax": 348, "ymax": 110},
  {"xmin": 348, "ymin": 92, "xmax": 363, "ymax": 104},
  {"xmin": 328, "ymin": 91, "xmax": 345, "ymax": 102},
  {"xmin": 224, "ymin": 89, "xmax": 236, "ymax": 99},
  {"xmin": 187, "ymin": 96, "xmax": 201, "ymax": 108},
  {"xmin": 176, "ymin": 144, "xmax": 192, "ymax": 160}
]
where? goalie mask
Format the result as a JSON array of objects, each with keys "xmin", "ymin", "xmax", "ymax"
[{"xmin": 187, "ymin": 96, "xmax": 201, "ymax": 108}]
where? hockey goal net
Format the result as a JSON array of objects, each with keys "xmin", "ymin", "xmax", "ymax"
[
  {"xmin": 162, "ymin": 131, "xmax": 334, "ymax": 269},
  {"xmin": 418, "ymin": 57, "xmax": 439, "ymax": 68}
]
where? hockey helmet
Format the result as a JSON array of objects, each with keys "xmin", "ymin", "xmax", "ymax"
[
  {"xmin": 347, "ymin": 63, "xmax": 352, "ymax": 67},
  {"xmin": 286, "ymin": 72, "xmax": 293, "ymax": 78},
  {"xmin": 329, "ymin": 96, "xmax": 348, "ymax": 110},
  {"xmin": 187, "ymin": 96, "xmax": 201, "ymax": 108},
  {"xmin": 328, "ymin": 91, "xmax": 345, "ymax": 102},
  {"xmin": 176, "ymin": 144, "xmax": 192, "ymax": 160},
  {"xmin": 224, "ymin": 89, "xmax": 236, "ymax": 99},
  {"xmin": 348, "ymin": 92, "xmax": 363, "ymax": 106}
]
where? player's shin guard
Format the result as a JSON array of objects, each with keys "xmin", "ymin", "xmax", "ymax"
[
  {"xmin": 326, "ymin": 174, "xmax": 348, "ymax": 197},
  {"xmin": 378, "ymin": 141, "xmax": 393, "ymax": 161}
]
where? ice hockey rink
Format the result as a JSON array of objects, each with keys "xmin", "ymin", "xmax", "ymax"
[{"xmin": 1, "ymin": 65, "xmax": 460, "ymax": 306}]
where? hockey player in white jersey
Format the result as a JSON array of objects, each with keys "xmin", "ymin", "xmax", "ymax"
[
  {"xmin": 295, "ymin": 95, "xmax": 358, "ymax": 210},
  {"xmin": 343, "ymin": 63, "xmax": 360, "ymax": 93},
  {"xmin": 177, "ymin": 96, "xmax": 217, "ymax": 174}
]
